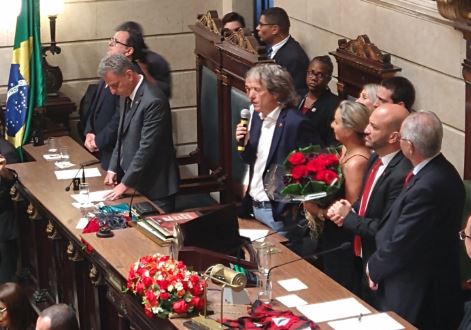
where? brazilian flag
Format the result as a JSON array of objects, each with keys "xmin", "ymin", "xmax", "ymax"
[{"xmin": 5, "ymin": 0, "xmax": 45, "ymax": 151}]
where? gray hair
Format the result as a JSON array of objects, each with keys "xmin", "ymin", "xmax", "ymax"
[
  {"xmin": 246, "ymin": 63, "xmax": 299, "ymax": 107},
  {"xmin": 338, "ymin": 100, "xmax": 370, "ymax": 137},
  {"xmin": 362, "ymin": 83, "xmax": 379, "ymax": 105},
  {"xmin": 401, "ymin": 111, "xmax": 442, "ymax": 158},
  {"xmin": 97, "ymin": 53, "xmax": 134, "ymax": 77}
]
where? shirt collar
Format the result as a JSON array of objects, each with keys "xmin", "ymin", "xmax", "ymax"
[
  {"xmin": 412, "ymin": 153, "xmax": 439, "ymax": 175},
  {"xmin": 258, "ymin": 106, "xmax": 281, "ymax": 121},
  {"xmin": 129, "ymin": 74, "xmax": 144, "ymax": 102},
  {"xmin": 270, "ymin": 35, "xmax": 290, "ymax": 58},
  {"xmin": 379, "ymin": 150, "xmax": 400, "ymax": 167}
]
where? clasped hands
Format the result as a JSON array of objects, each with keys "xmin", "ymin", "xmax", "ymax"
[{"xmin": 326, "ymin": 199, "xmax": 352, "ymax": 227}]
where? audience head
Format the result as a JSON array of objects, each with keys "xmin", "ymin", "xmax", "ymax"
[
  {"xmin": 36, "ymin": 304, "xmax": 79, "ymax": 330},
  {"xmin": 257, "ymin": 7, "xmax": 290, "ymax": 45},
  {"xmin": 222, "ymin": 12, "xmax": 245, "ymax": 31},
  {"xmin": 375, "ymin": 76, "xmax": 415, "ymax": 111},
  {"xmin": 400, "ymin": 111, "xmax": 442, "ymax": 164},
  {"xmin": 98, "ymin": 53, "xmax": 138, "ymax": 96},
  {"xmin": 331, "ymin": 100, "xmax": 370, "ymax": 144},
  {"xmin": 356, "ymin": 83, "xmax": 379, "ymax": 112},
  {"xmin": 364, "ymin": 103, "xmax": 409, "ymax": 156},
  {"xmin": 108, "ymin": 21, "xmax": 148, "ymax": 62},
  {"xmin": 245, "ymin": 63, "xmax": 299, "ymax": 116},
  {"xmin": 461, "ymin": 215, "xmax": 471, "ymax": 259},
  {"xmin": 306, "ymin": 56, "xmax": 333, "ymax": 95},
  {"xmin": 0, "ymin": 282, "xmax": 34, "ymax": 330}
]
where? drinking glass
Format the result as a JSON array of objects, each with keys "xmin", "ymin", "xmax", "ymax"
[
  {"xmin": 59, "ymin": 147, "xmax": 70, "ymax": 161},
  {"xmin": 48, "ymin": 137, "xmax": 58, "ymax": 154},
  {"xmin": 256, "ymin": 242, "xmax": 274, "ymax": 303},
  {"xmin": 79, "ymin": 183, "xmax": 90, "ymax": 206}
]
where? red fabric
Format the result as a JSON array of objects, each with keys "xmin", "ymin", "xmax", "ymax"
[
  {"xmin": 403, "ymin": 171, "xmax": 414, "ymax": 187},
  {"xmin": 300, "ymin": 105, "xmax": 310, "ymax": 114},
  {"xmin": 353, "ymin": 158, "xmax": 382, "ymax": 257},
  {"xmin": 82, "ymin": 217, "xmax": 99, "ymax": 233}
]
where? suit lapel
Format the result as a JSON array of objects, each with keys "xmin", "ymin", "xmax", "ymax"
[
  {"xmin": 122, "ymin": 83, "xmax": 144, "ymax": 135},
  {"xmin": 265, "ymin": 109, "xmax": 286, "ymax": 170}
]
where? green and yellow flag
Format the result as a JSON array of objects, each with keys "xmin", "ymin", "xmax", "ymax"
[{"xmin": 5, "ymin": 0, "xmax": 45, "ymax": 150}]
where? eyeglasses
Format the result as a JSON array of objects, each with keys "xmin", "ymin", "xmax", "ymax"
[
  {"xmin": 109, "ymin": 37, "xmax": 129, "ymax": 47},
  {"xmin": 306, "ymin": 70, "xmax": 329, "ymax": 79},
  {"xmin": 459, "ymin": 230, "xmax": 471, "ymax": 241},
  {"xmin": 0, "ymin": 306, "xmax": 6, "ymax": 313}
]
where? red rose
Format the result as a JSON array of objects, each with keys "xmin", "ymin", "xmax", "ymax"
[
  {"xmin": 144, "ymin": 307, "xmax": 154, "ymax": 318},
  {"xmin": 190, "ymin": 283, "xmax": 203, "ymax": 296},
  {"xmin": 157, "ymin": 279, "xmax": 169, "ymax": 291},
  {"xmin": 136, "ymin": 282, "xmax": 145, "ymax": 295},
  {"xmin": 173, "ymin": 300, "xmax": 189, "ymax": 314},
  {"xmin": 306, "ymin": 157, "xmax": 325, "ymax": 173},
  {"xmin": 145, "ymin": 290, "xmax": 157, "ymax": 305},
  {"xmin": 291, "ymin": 165, "xmax": 307, "ymax": 181},
  {"xmin": 288, "ymin": 152, "xmax": 306, "ymax": 166},
  {"xmin": 160, "ymin": 292, "xmax": 170, "ymax": 300},
  {"xmin": 191, "ymin": 296, "xmax": 205, "ymax": 311},
  {"xmin": 142, "ymin": 275, "xmax": 153, "ymax": 288},
  {"xmin": 315, "ymin": 169, "xmax": 338, "ymax": 185}
]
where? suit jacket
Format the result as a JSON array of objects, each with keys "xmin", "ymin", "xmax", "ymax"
[
  {"xmin": 108, "ymin": 80, "xmax": 179, "ymax": 201},
  {"xmin": 273, "ymin": 36, "xmax": 309, "ymax": 97},
  {"xmin": 143, "ymin": 50, "xmax": 172, "ymax": 99},
  {"xmin": 83, "ymin": 80, "xmax": 120, "ymax": 171},
  {"xmin": 343, "ymin": 151, "xmax": 412, "ymax": 261},
  {"xmin": 241, "ymin": 107, "xmax": 318, "ymax": 222},
  {"xmin": 0, "ymin": 139, "xmax": 20, "ymax": 242},
  {"xmin": 298, "ymin": 88, "xmax": 340, "ymax": 147},
  {"xmin": 368, "ymin": 153, "xmax": 464, "ymax": 329}
]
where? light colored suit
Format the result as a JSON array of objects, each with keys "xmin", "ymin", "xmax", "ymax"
[{"xmin": 109, "ymin": 80, "xmax": 179, "ymax": 202}]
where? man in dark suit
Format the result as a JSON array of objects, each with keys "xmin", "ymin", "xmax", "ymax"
[
  {"xmin": 367, "ymin": 111, "xmax": 464, "ymax": 329},
  {"xmin": 236, "ymin": 63, "xmax": 317, "ymax": 234},
  {"xmin": 374, "ymin": 76, "xmax": 415, "ymax": 112},
  {"xmin": 0, "ymin": 138, "xmax": 20, "ymax": 283},
  {"xmin": 83, "ymin": 21, "xmax": 171, "ymax": 170},
  {"xmin": 256, "ymin": 7, "xmax": 309, "ymax": 97},
  {"xmin": 100, "ymin": 54, "xmax": 179, "ymax": 213}
]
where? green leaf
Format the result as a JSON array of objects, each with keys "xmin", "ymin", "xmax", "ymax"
[
  {"xmin": 281, "ymin": 183, "xmax": 302, "ymax": 195},
  {"xmin": 301, "ymin": 180, "xmax": 327, "ymax": 195}
]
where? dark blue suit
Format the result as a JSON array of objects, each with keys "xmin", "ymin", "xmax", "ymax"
[
  {"xmin": 368, "ymin": 154, "xmax": 464, "ymax": 329},
  {"xmin": 241, "ymin": 107, "xmax": 318, "ymax": 223}
]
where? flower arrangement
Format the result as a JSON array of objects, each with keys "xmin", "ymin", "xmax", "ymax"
[
  {"xmin": 127, "ymin": 254, "xmax": 206, "ymax": 319},
  {"xmin": 281, "ymin": 145, "xmax": 343, "ymax": 200}
]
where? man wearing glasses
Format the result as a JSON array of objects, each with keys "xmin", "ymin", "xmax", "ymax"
[
  {"xmin": 366, "ymin": 111, "xmax": 464, "ymax": 329},
  {"xmin": 256, "ymin": 7, "xmax": 309, "ymax": 97}
]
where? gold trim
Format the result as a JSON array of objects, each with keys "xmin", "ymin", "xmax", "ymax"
[
  {"xmin": 66, "ymin": 241, "xmax": 83, "ymax": 262},
  {"xmin": 9, "ymin": 186, "xmax": 23, "ymax": 202},
  {"xmin": 46, "ymin": 220, "xmax": 61, "ymax": 240},
  {"xmin": 27, "ymin": 202, "xmax": 40, "ymax": 220},
  {"xmin": 89, "ymin": 264, "xmax": 102, "ymax": 286},
  {"xmin": 197, "ymin": 10, "xmax": 221, "ymax": 35}
]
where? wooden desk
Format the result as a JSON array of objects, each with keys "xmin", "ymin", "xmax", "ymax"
[{"xmin": 9, "ymin": 136, "xmax": 415, "ymax": 329}]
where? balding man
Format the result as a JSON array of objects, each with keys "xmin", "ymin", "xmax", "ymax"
[
  {"xmin": 36, "ymin": 304, "xmax": 78, "ymax": 330},
  {"xmin": 367, "ymin": 111, "xmax": 464, "ymax": 329}
]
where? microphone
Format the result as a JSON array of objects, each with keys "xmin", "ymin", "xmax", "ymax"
[
  {"xmin": 64, "ymin": 160, "xmax": 101, "ymax": 191},
  {"xmin": 237, "ymin": 109, "xmax": 251, "ymax": 152},
  {"xmin": 266, "ymin": 242, "xmax": 352, "ymax": 282}
]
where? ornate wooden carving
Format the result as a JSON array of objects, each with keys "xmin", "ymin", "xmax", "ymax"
[
  {"xmin": 9, "ymin": 185, "xmax": 23, "ymax": 202},
  {"xmin": 437, "ymin": 0, "xmax": 471, "ymax": 22},
  {"xmin": 223, "ymin": 29, "xmax": 260, "ymax": 55},
  {"xmin": 27, "ymin": 202, "xmax": 40, "ymax": 220},
  {"xmin": 46, "ymin": 220, "xmax": 61, "ymax": 240},
  {"xmin": 338, "ymin": 35, "xmax": 391, "ymax": 64},
  {"xmin": 66, "ymin": 241, "xmax": 83, "ymax": 262},
  {"xmin": 197, "ymin": 10, "xmax": 222, "ymax": 35},
  {"xmin": 89, "ymin": 264, "xmax": 103, "ymax": 286}
]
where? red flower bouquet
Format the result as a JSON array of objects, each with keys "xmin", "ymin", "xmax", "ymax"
[
  {"xmin": 127, "ymin": 254, "xmax": 206, "ymax": 319},
  {"xmin": 281, "ymin": 145, "xmax": 343, "ymax": 201}
]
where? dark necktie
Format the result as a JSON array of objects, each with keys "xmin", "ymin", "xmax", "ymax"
[
  {"xmin": 353, "ymin": 158, "xmax": 382, "ymax": 257},
  {"xmin": 266, "ymin": 47, "xmax": 273, "ymax": 59},
  {"xmin": 116, "ymin": 97, "xmax": 131, "ymax": 181},
  {"xmin": 403, "ymin": 171, "xmax": 414, "ymax": 187}
]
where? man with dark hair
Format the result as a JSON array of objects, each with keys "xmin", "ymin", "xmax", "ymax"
[
  {"xmin": 221, "ymin": 12, "xmax": 246, "ymax": 31},
  {"xmin": 83, "ymin": 21, "xmax": 171, "ymax": 171},
  {"xmin": 374, "ymin": 76, "xmax": 415, "ymax": 112},
  {"xmin": 366, "ymin": 111, "xmax": 464, "ymax": 328},
  {"xmin": 256, "ymin": 7, "xmax": 309, "ymax": 97},
  {"xmin": 99, "ymin": 54, "xmax": 179, "ymax": 212},
  {"xmin": 36, "ymin": 304, "xmax": 79, "ymax": 330}
]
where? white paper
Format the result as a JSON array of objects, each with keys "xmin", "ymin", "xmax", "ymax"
[
  {"xmin": 55, "ymin": 167, "xmax": 101, "ymax": 180},
  {"xmin": 239, "ymin": 229, "xmax": 269, "ymax": 242},
  {"xmin": 297, "ymin": 298, "xmax": 371, "ymax": 323},
  {"xmin": 278, "ymin": 278, "xmax": 308, "ymax": 292},
  {"xmin": 276, "ymin": 294, "xmax": 308, "ymax": 308},
  {"xmin": 71, "ymin": 190, "xmax": 112, "ymax": 203},
  {"xmin": 54, "ymin": 161, "xmax": 76, "ymax": 169},
  {"xmin": 76, "ymin": 218, "xmax": 89, "ymax": 230},
  {"xmin": 43, "ymin": 154, "xmax": 61, "ymax": 160},
  {"xmin": 328, "ymin": 313, "xmax": 404, "ymax": 330}
]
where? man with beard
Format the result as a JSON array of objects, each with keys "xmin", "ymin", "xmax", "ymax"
[{"xmin": 297, "ymin": 55, "xmax": 340, "ymax": 147}]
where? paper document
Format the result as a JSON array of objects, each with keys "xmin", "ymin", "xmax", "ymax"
[
  {"xmin": 239, "ymin": 229, "xmax": 269, "ymax": 242},
  {"xmin": 55, "ymin": 161, "xmax": 76, "ymax": 169},
  {"xmin": 297, "ymin": 297, "xmax": 371, "ymax": 323},
  {"xmin": 276, "ymin": 294, "xmax": 308, "ymax": 308},
  {"xmin": 278, "ymin": 278, "xmax": 308, "ymax": 292},
  {"xmin": 328, "ymin": 313, "xmax": 404, "ymax": 330},
  {"xmin": 55, "ymin": 167, "xmax": 101, "ymax": 180},
  {"xmin": 76, "ymin": 218, "xmax": 89, "ymax": 230},
  {"xmin": 71, "ymin": 190, "xmax": 112, "ymax": 204},
  {"xmin": 43, "ymin": 154, "xmax": 61, "ymax": 160}
]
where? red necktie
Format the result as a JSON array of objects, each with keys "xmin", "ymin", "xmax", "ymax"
[
  {"xmin": 403, "ymin": 171, "xmax": 414, "ymax": 187},
  {"xmin": 353, "ymin": 158, "xmax": 382, "ymax": 257}
]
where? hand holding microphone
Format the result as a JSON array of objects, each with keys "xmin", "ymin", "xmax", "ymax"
[{"xmin": 236, "ymin": 109, "xmax": 251, "ymax": 152}]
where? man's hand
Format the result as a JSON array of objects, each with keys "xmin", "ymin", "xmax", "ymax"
[
  {"xmin": 235, "ymin": 123, "xmax": 249, "ymax": 144},
  {"xmin": 84, "ymin": 133, "xmax": 98, "ymax": 152},
  {"xmin": 327, "ymin": 199, "xmax": 352, "ymax": 227},
  {"xmin": 366, "ymin": 265, "xmax": 379, "ymax": 291},
  {"xmin": 104, "ymin": 172, "xmax": 117, "ymax": 186},
  {"xmin": 103, "ymin": 183, "xmax": 129, "ymax": 201}
]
